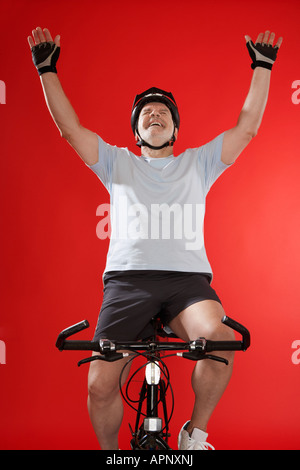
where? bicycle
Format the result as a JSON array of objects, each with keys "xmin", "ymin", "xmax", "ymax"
[{"xmin": 55, "ymin": 315, "xmax": 250, "ymax": 450}]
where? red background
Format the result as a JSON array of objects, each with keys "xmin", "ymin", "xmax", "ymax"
[{"xmin": 1, "ymin": 0, "xmax": 300, "ymax": 450}]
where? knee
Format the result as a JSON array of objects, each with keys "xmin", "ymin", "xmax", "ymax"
[
  {"xmin": 196, "ymin": 320, "xmax": 236, "ymax": 365},
  {"xmin": 88, "ymin": 370, "xmax": 119, "ymax": 404},
  {"xmin": 199, "ymin": 319, "xmax": 236, "ymax": 343}
]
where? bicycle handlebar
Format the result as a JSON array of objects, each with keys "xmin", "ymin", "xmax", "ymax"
[{"xmin": 55, "ymin": 316, "xmax": 250, "ymax": 365}]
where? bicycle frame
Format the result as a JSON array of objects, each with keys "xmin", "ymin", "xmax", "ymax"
[{"xmin": 55, "ymin": 315, "xmax": 250, "ymax": 450}]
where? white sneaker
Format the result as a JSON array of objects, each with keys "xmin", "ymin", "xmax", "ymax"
[{"xmin": 178, "ymin": 421, "xmax": 215, "ymax": 450}]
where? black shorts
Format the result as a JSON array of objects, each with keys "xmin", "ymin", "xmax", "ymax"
[{"xmin": 93, "ymin": 270, "xmax": 222, "ymax": 341}]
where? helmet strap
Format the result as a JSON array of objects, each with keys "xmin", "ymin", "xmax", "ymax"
[{"xmin": 135, "ymin": 126, "xmax": 176, "ymax": 150}]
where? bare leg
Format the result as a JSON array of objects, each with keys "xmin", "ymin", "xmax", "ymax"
[
  {"xmin": 168, "ymin": 300, "xmax": 235, "ymax": 434},
  {"xmin": 87, "ymin": 352, "xmax": 131, "ymax": 450}
]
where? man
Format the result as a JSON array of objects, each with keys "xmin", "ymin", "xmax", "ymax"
[{"xmin": 28, "ymin": 27, "xmax": 282, "ymax": 450}]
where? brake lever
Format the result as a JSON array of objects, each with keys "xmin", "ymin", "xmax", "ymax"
[
  {"xmin": 205, "ymin": 354, "xmax": 229, "ymax": 365},
  {"xmin": 77, "ymin": 352, "xmax": 128, "ymax": 367},
  {"xmin": 78, "ymin": 356, "xmax": 99, "ymax": 367},
  {"xmin": 177, "ymin": 351, "xmax": 228, "ymax": 365}
]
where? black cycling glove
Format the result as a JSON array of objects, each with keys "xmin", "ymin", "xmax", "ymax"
[
  {"xmin": 31, "ymin": 41, "xmax": 60, "ymax": 76},
  {"xmin": 246, "ymin": 40, "xmax": 279, "ymax": 70}
]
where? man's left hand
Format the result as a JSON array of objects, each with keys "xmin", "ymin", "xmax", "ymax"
[{"xmin": 245, "ymin": 31, "xmax": 283, "ymax": 70}]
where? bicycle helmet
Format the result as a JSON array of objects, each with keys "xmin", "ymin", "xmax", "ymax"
[{"xmin": 131, "ymin": 87, "xmax": 180, "ymax": 150}]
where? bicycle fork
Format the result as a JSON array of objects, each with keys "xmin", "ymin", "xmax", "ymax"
[{"xmin": 130, "ymin": 360, "xmax": 171, "ymax": 450}]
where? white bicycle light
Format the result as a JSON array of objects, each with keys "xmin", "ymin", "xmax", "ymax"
[{"xmin": 145, "ymin": 361, "xmax": 161, "ymax": 385}]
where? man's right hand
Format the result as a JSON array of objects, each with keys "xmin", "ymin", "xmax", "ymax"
[
  {"xmin": 28, "ymin": 27, "xmax": 61, "ymax": 75},
  {"xmin": 28, "ymin": 27, "xmax": 98, "ymax": 166}
]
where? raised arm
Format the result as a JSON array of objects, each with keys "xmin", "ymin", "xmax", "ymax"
[
  {"xmin": 221, "ymin": 31, "xmax": 283, "ymax": 165},
  {"xmin": 28, "ymin": 27, "xmax": 98, "ymax": 166}
]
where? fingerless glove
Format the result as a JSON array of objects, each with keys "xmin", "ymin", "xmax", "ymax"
[
  {"xmin": 246, "ymin": 40, "xmax": 278, "ymax": 70},
  {"xmin": 31, "ymin": 41, "xmax": 60, "ymax": 75}
]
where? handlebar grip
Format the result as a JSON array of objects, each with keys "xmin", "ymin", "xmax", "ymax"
[
  {"xmin": 61, "ymin": 340, "xmax": 100, "ymax": 352},
  {"xmin": 56, "ymin": 320, "xmax": 90, "ymax": 351},
  {"xmin": 221, "ymin": 316, "xmax": 250, "ymax": 350}
]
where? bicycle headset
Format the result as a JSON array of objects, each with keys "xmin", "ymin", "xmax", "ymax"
[{"xmin": 131, "ymin": 87, "xmax": 180, "ymax": 150}]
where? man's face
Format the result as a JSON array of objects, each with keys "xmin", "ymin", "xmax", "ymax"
[{"xmin": 136, "ymin": 102, "xmax": 178, "ymax": 147}]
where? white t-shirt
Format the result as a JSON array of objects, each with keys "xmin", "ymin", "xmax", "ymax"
[{"xmin": 88, "ymin": 132, "xmax": 230, "ymax": 279}]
